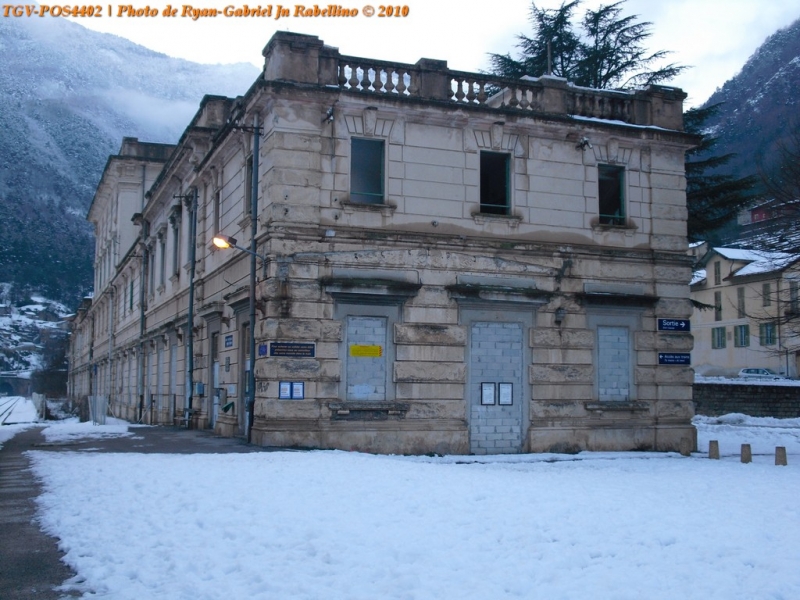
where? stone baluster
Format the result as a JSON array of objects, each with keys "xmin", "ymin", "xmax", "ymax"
[
  {"xmin": 453, "ymin": 77, "xmax": 466, "ymax": 102},
  {"xmin": 518, "ymin": 87, "xmax": 530, "ymax": 110},
  {"xmin": 396, "ymin": 70, "xmax": 408, "ymax": 95},
  {"xmin": 465, "ymin": 79, "xmax": 477, "ymax": 104},
  {"xmin": 373, "ymin": 67, "xmax": 385, "ymax": 93},
  {"xmin": 476, "ymin": 81, "xmax": 488, "ymax": 105},
  {"xmin": 360, "ymin": 64, "xmax": 372, "ymax": 91},
  {"xmin": 384, "ymin": 69, "xmax": 396, "ymax": 94},
  {"xmin": 347, "ymin": 64, "xmax": 359, "ymax": 90},
  {"xmin": 338, "ymin": 63, "xmax": 348, "ymax": 88}
]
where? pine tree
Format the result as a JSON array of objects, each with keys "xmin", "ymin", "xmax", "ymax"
[
  {"xmin": 685, "ymin": 104, "xmax": 757, "ymax": 242},
  {"xmin": 489, "ymin": 1, "xmax": 756, "ymax": 241},
  {"xmin": 488, "ymin": 0, "xmax": 684, "ymax": 89}
]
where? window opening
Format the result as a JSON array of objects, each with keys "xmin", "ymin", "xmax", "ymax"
[
  {"xmin": 759, "ymin": 322, "xmax": 776, "ymax": 346},
  {"xmin": 737, "ymin": 287, "xmax": 746, "ymax": 319},
  {"xmin": 711, "ymin": 326, "xmax": 726, "ymax": 349},
  {"xmin": 480, "ymin": 151, "xmax": 510, "ymax": 215},
  {"xmin": 350, "ymin": 139, "xmax": 384, "ymax": 204},
  {"xmin": 244, "ymin": 155, "xmax": 253, "ymax": 216},
  {"xmin": 734, "ymin": 324, "xmax": 749, "ymax": 347},
  {"xmin": 598, "ymin": 164, "xmax": 625, "ymax": 225}
]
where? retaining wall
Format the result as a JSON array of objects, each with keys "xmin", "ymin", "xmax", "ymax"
[{"xmin": 693, "ymin": 383, "xmax": 800, "ymax": 418}]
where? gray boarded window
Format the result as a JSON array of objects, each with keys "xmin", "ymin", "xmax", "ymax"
[{"xmin": 597, "ymin": 325, "xmax": 630, "ymax": 401}]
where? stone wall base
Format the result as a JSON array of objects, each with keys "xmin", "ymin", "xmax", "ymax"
[
  {"xmin": 252, "ymin": 419, "xmax": 469, "ymax": 455},
  {"xmin": 528, "ymin": 424, "xmax": 697, "ymax": 453}
]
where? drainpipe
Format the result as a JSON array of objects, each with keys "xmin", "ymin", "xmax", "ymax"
[
  {"xmin": 108, "ymin": 285, "xmax": 115, "ymax": 414},
  {"xmin": 137, "ymin": 165, "xmax": 147, "ymax": 423},
  {"xmin": 247, "ymin": 113, "xmax": 259, "ymax": 443},
  {"xmin": 184, "ymin": 187, "xmax": 198, "ymax": 427}
]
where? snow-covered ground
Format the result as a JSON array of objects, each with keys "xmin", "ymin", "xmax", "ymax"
[{"xmin": 2, "ymin": 398, "xmax": 799, "ymax": 599}]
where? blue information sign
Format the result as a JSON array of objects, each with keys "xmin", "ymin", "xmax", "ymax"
[
  {"xmin": 658, "ymin": 318, "xmax": 690, "ymax": 332},
  {"xmin": 658, "ymin": 353, "xmax": 691, "ymax": 365}
]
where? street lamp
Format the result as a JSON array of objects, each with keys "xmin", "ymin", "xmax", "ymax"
[
  {"xmin": 212, "ymin": 232, "xmax": 268, "ymax": 443},
  {"xmin": 212, "ymin": 235, "xmax": 268, "ymax": 274}
]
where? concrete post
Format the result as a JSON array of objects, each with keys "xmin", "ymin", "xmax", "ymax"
[
  {"xmin": 708, "ymin": 439, "xmax": 719, "ymax": 459},
  {"xmin": 741, "ymin": 443, "xmax": 752, "ymax": 464},
  {"xmin": 775, "ymin": 446, "xmax": 788, "ymax": 466}
]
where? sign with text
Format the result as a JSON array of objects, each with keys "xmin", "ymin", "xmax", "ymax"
[
  {"xmin": 279, "ymin": 381, "xmax": 305, "ymax": 400},
  {"xmin": 658, "ymin": 318, "xmax": 691, "ymax": 332},
  {"xmin": 269, "ymin": 342, "xmax": 316, "ymax": 358},
  {"xmin": 349, "ymin": 344, "xmax": 383, "ymax": 358},
  {"xmin": 658, "ymin": 353, "xmax": 691, "ymax": 365}
]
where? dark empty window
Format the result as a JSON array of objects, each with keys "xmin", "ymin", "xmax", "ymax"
[
  {"xmin": 737, "ymin": 287, "xmax": 746, "ymax": 318},
  {"xmin": 480, "ymin": 152, "xmax": 510, "ymax": 215},
  {"xmin": 244, "ymin": 155, "xmax": 253, "ymax": 216},
  {"xmin": 598, "ymin": 165, "xmax": 625, "ymax": 225},
  {"xmin": 351, "ymin": 138, "xmax": 384, "ymax": 204}
]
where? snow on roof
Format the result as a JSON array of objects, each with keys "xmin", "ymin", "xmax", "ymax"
[
  {"xmin": 712, "ymin": 247, "xmax": 799, "ymax": 277},
  {"xmin": 570, "ymin": 115, "xmax": 675, "ymax": 132},
  {"xmin": 690, "ymin": 269, "xmax": 707, "ymax": 286},
  {"xmin": 688, "ymin": 241, "xmax": 705, "ymax": 248}
]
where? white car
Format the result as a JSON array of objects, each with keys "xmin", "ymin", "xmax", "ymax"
[{"xmin": 738, "ymin": 368, "xmax": 787, "ymax": 381}]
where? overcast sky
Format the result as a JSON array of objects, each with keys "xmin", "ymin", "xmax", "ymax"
[{"xmin": 65, "ymin": 0, "xmax": 800, "ymax": 107}]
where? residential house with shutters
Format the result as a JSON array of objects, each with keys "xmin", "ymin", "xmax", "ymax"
[
  {"xmin": 68, "ymin": 32, "xmax": 699, "ymax": 454},
  {"xmin": 690, "ymin": 247, "xmax": 800, "ymax": 379}
]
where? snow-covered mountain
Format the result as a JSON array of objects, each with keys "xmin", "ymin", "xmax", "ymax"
[
  {"xmin": 0, "ymin": 15, "xmax": 258, "ymax": 307},
  {"xmin": 0, "ymin": 284, "xmax": 70, "ymax": 377},
  {"xmin": 701, "ymin": 17, "xmax": 800, "ymax": 182}
]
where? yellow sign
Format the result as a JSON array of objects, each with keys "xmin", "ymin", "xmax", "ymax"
[{"xmin": 349, "ymin": 344, "xmax": 383, "ymax": 357}]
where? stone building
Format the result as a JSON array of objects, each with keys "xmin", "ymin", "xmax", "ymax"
[{"xmin": 68, "ymin": 32, "xmax": 698, "ymax": 454}]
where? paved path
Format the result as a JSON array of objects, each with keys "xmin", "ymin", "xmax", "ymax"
[{"xmin": 0, "ymin": 424, "xmax": 269, "ymax": 599}]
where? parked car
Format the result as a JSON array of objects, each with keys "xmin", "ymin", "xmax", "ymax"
[{"xmin": 738, "ymin": 368, "xmax": 787, "ymax": 381}]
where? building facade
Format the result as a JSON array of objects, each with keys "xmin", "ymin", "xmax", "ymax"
[
  {"xmin": 691, "ymin": 247, "xmax": 800, "ymax": 379},
  {"xmin": 69, "ymin": 32, "xmax": 698, "ymax": 454}
]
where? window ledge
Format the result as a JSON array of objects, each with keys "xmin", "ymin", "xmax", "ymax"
[
  {"xmin": 238, "ymin": 215, "xmax": 253, "ymax": 230},
  {"xmin": 585, "ymin": 401, "xmax": 648, "ymax": 412},
  {"xmin": 340, "ymin": 200, "xmax": 396, "ymax": 217},
  {"xmin": 328, "ymin": 401, "xmax": 409, "ymax": 420},
  {"xmin": 591, "ymin": 221, "xmax": 637, "ymax": 235},
  {"xmin": 472, "ymin": 213, "xmax": 522, "ymax": 228}
]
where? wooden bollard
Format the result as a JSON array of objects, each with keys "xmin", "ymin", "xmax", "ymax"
[
  {"xmin": 775, "ymin": 447, "xmax": 788, "ymax": 466},
  {"xmin": 708, "ymin": 440, "xmax": 719, "ymax": 459},
  {"xmin": 741, "ymin": 444, "xmax": 752, "ymax": 464},
  {"xmin": 679, "ymin": 437, "xmax": 692, "ymax": 457}
]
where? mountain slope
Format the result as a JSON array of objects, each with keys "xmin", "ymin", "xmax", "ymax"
[
  {"xmin": 701, "ymin": 17, "xmax": 800, "ymax": 182},
  {"xmin": 0, "ymin": 16, "xmax": 258, "ymax": 307}
]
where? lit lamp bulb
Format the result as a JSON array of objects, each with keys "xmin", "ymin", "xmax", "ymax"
[{"xmin": 212, "ymin": 234, "xmax": 236, "ymax": 249}]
